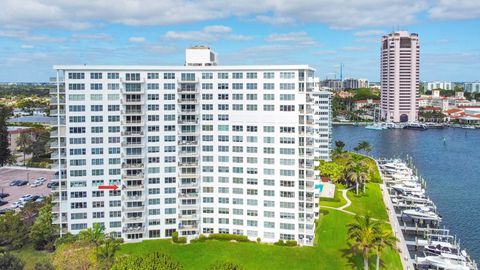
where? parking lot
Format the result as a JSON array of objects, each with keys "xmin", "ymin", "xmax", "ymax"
[{"xmin": 0, "ymin": 167, "xmax": 55, "ymax": 210}]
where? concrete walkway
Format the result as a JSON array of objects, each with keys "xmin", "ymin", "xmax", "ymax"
[{"xmin": 338, "ymin": 187, "xmax": 353, "ymax": 210}]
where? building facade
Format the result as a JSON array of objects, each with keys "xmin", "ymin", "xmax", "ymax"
[
  {"xmin": 50, "ymin": 47, "xmax": 328, "ymax": 246},
  {"xmin": 426, "ymin": 81, "xmax": 452, "ymax": 91},
  {"xmin": 313, "ymin": 91, "xmax": 332, "ymax": 161},
  {"xmin": 343, "ymin": 78, "xmax": 369, "ymax": 89},
  {"xmin": 464, "ymin": 82, "xmax": 480, "ymax": 93},
  {"xmin": 380, "ymin": 31, "xmax": 420, "ymax": 123}
]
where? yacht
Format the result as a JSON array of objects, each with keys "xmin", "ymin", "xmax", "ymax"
[
  {"xmin": 421, "ymin": 252, "xmax": 476, "ymax": 270},
  {"xmin": 424, "ymin": 242, "xmax": 459, "ymax": 256},
  {"xmin": 461, "ymin": 125, "xmax": 476, "ymax": 130},
  {"xmin": 397, "ymin": 194, "xmax": 432, "ymax": 204},
  {"xmin": 365, "ymin": 123, "xmax": 386, "ymax": 130},
  {"xmin": 403, "ymin": 207, "xmax": 442, "ymax": 222},
  {"xmin": 404, "ymin": 123, "xmax": 428, "ymax": 130},
  {"xmin": 392, "ymin": 182, "xmax": 423, "ymax": 194},
  {"xmin": 383, "ymin": 162, "xmax": 412, "ymax": 175}
]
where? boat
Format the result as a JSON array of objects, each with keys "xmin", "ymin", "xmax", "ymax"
[
  {"xmin": 365, "ymin": 123, "xmax": 385, "ymax": 130},
  {"xmin": 425, "ymin": 123, "xmax": 446, "ymax": 129},
  {"xmin": 461, "ymin": 125, "xmax": 476, "ymax": 129},
  {"xmin": 424, "ymin": 242, "xmax": 459, "ymax": 256},
  {"xmin": 403, "ymin": 207, "xmax": 442, "ymax": 222},
  {"xmin": 383, "ymin": 162, "xmax": 412, "ymax": 175},
  {"xmin": 396, "ymin": 194, "xmax": 432, "ymax": 204},
  {"xmin": 391, "ymin": 182, "xmax": 423, "ymax": 194},
  {"xmin": 421, "ymin": 252, "xmax": 476, "ymax": 270},
  {"xmin": 404, "ymin": 123, "xmax": 428, "ymax": 130}
]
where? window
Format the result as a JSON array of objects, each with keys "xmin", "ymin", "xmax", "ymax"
[
  {"xmin": 263, "ymin": 72, "xmax": 274, "ymax": 79},
  {"xmin": 125, "ymin": 73, "xmax": 140, "ymax": 81},
  {"xmin": 68, "ymin": 73, "xmax": 85, "ymax": 79},
  {"xmin": 202, "ymin": 72, "xmax": 213, "ymax": 79},
  {"xmin": 232, "ymin": 72, "xmax": 243, "ymax": 79},
  {"xmin": 90, "ymin": 72, "xmax": 102, "ymax": 79},
  {"xmin": 164, "ymin": 73, "xmax": 175, "ymax": 79},
  {"xmin": 107, "ymin": 72, "xmax": 119, "ymax": 79},
  {"xmin": 246, "ymin": 72, "xmax": 257, "ymax": 79},
  {"xmin": 147, "ymin": 73, "xmax": 159, "ymax": 79}
]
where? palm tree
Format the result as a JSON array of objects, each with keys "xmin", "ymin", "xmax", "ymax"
[
  {"xmin": 16, "ymin": 132, "xmax": 33, "ymax": 166},
  {"xmin": 347, "ymin": 170, "xmax": 360, "ymax": 195},
  {"xmin": 359, "ymin": 171, "xmax": 368, "ymax": 193},
  {"xmin": 96, "ymin": 238, "xmax": 120, "ymax": 269},
  {"xmin": 372, "ymin": 230, "xmax": 398, "ymax": 270},
  {"xmin": 78, "ymin": 223, "xmax": 105, "ymax": 246},
  {"xmin": 347, "ymin": 215, "xmax": 381, "ymax": 270}
]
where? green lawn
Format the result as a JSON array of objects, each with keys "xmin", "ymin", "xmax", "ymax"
[
  {"xmin": 118, "ymin": 209, "xmax": 402, "ymax": 270},
  {"xmin": 12, "ymin": 243, "xmax": 52, "ymax": 270},
  {"xmin": 345, "ymin": 183, "xmax": 389, "ymax": 221}
]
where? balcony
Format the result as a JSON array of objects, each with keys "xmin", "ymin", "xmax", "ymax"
[
  {"xmin": 123, "ymin": 184, "xmax": 144, "ymax": 190},
  {"xmin": 123, "ymin": 216, "xmax": 145, "ymax": 223},
  {"xmin": 177, "ymin": 98, "xmax": 197, "ymax": 104},
  {"xmin": 122, "ymin": 226, "xmax": 145, "ymax": 233},
  {"xmin": 121, "ymin": 120, "xmax": 144, "ymax": 126},
  {"xmin": 122, "ymin": 109, "xmax": 143, "ymax": 115},
  {"xmin": 50, "ymin": 141, "xmax": 66, "ymax": 148},
  {"xmin": 50, "ymin": 109, "xmax": 66, "ymax": 116},
  {"xmin": 122, "ymin": 194, "xmax": 145, "ymax": 201},
  {"xmin": 50, "ymin": 98, "xmax": 65, "ymax": 105},
  {"xmin": 178, "ymin": 161, "xmax": 198, "ymax": 167},
  {"xmin": 49, "ymin": 88, "xmax": 65, "ymax": 94},
  {"xmin": 177, "ymin": 87, "xmax": 198, "ymax": 93},
  {"xmin": 178, "ymin": 172, "xmax": 198, "ymax": 178},
  {"xmin": 51, "ymin": 152, "xmax": 66, "ymax": 159},
  {"xmin": 179, "ymin": 182, "xmax": 198, "ymax": 188},
  {"xmin": 178, "ymin": 140, "xmax": 198, "ymax": 146},
  {"xmin": 121, "ymin": 98, "xmax": 143, "ymax": 105},
  {"xmin": 178, "ymin": 109, "xmax": 198, "ymax": 114},
  {"xmin": 178, "ymin": 213, "xmax": 198, "ymax": 219},
  {"xmin": 178, "ymin": 224, "xmax": 198, "ymax": 229},
  {"xmin": 178, "ymin": 192, "xmax": 199, "ymax": 198},
  {"xmin": 121, "ymin": 131, "xmax": 144, "ymax": 136},
  {"xmin": 122, "ymin": 205, "xmax": 145, "ymax": 212},
  {"xmin": 121, "ymin": 153, "xmax": 144, "ymax": 159},
  {"xmin": 178, "ymin": 151, "xmax": 198, "ymax": 157},
  {"xmin": 179, "ymin": 204, "xmax": 200, "ymax": 210},
  {"xmin": 122, "ymin": 173, "xmax": 144, "ymax": 180},
  {"xmin": 122, "ymin": 163, "xmax": 144, "ymax": 169},
  {"xmin": 177, "ymin": 119, "xmax": 198, "ymax": 125},
  {"xmin": 121, "ymin": 141, "xmax": 144, "ymax": 147}
]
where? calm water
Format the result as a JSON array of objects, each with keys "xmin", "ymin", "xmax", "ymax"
[{"xmin": 334, "ymin": 126, "xmax": 480, "ymax": 261}]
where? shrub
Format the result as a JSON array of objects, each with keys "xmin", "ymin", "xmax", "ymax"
[
  {"xmin": 172, "ymin": 231, "xmax": 179, "ymax": 242},
  {"xmin": 171, "ymin": 231, "xmax": 187, "ymax": 244},
  {"xmin": 274, "ymin": 240, "xmax": 285, "ymax": 246},
  {"xmin": 207, "ymin": 234, "xmax": 249, "ymax": 242},
  {"xmin": 207, "ymin": 261, "xmax": 244, "ymax": 270},
  {"xmin": 256, "ymin": 237, "xmax": 261, "ymax": 243},
  {"xmin": 111, "ymin": 252, "xmax": 182, "ymax": 270},
  {"xmin": 285, "ymin": 240, "xmax": 297, "ymax": 246}
]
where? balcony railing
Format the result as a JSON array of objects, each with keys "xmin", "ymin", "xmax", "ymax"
[
  {"xmin": 122, "ymin": 226, "xmax": 145, "ymax": 233},
  {"xmin": 122, "ymin": 173, "xmax": 144, "ymax": 180},
  {"xmin": 177, "ymin": 98, "xmax": 198, "ymax": 104},
  {"xmin": 178, "ymin": 161, "xmax": 198, "ymax": 167},
  {"xmin": 122, "ymin": 163, "xmax": 144, "ymax": 169},
  {"xmin": 177, "ymin": 119, "xmax": 198, "ymax": 124},
  {"xmin": 178, "ymin": 192, "xmax": 199, "ymax": 198},
  {"xmin": 178, "ymin": 140, "xmax": 198, "ymax": 146},
  {"xmin": 121, "ymin": 131, "xmax": 144, "ymax": 136}
]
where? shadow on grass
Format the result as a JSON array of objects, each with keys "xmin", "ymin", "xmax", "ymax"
[{"xmin": 340, "ymin": 245, "xmax": 363, "ymax": 269}]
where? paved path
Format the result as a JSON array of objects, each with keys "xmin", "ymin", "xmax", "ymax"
[{"xmin": 338, "ymin": 187, "xmax": 353, "ymax": 210}]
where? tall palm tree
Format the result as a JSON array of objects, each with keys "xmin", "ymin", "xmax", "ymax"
[
  {"xmin": 373, "ymin": 230, "xmax": 398, "ymax": 270},
  {"xmin": 347, "ymin": 215, "xmax": 381, "ymax": 270},
  {"xmin": 359, "ymin": 171, "xmax": 369, "ymax": 193},
  {"xmin": 347, "ymin": 170, "xmax": 360, "ymax": 195}
]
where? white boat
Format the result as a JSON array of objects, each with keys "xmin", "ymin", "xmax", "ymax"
[
  {"xmin": 365, "ymin": 123, "xmax": 386, "ymax": 130},
  {"xmin": 403, "ymin": 207, "xmax": 442, "ymax": 222},
  {"xmin": 422, "ymin": 252, "xmax": 476, "ymax": 270},
  {"xmin": 424, "ymin": 242, "xmax": 458, "ymax": 256},
  {"xmin": 462, "ymin": 125, "xmax": 476, "ymax": 130},
  {"xmin": 392, "ymin": 182, "xmax": 423, "ymax": 194},
  {"xmin": 383, "ymin": 162, "xmax": 412, "ymax": 175},
  {"xmin": 397, "ymin": 194, "xmax": 432, "ymax": 204}
]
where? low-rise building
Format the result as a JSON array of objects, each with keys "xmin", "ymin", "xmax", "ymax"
[{"xmin": 426, "ymin": 81, "xmax": 452, "ymax": 91}]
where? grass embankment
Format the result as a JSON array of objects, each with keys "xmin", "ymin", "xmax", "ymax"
[{"xmin": 12, "ymin": 243, "xmax": 52, "ymax": 270}]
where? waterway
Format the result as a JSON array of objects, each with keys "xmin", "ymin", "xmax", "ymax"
[{"xmin": 333, "ymin": 126, "xmax": 480, "ymax": 262}]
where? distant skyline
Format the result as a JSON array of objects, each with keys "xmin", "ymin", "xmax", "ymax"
[{"xmin": 0, "ymin": 0, "xmax": 479, "ymax": 82}]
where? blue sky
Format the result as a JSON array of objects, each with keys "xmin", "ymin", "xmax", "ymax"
[{"xmin": 0, "ymin": 0, "xmax": 479, "ymax": 82}]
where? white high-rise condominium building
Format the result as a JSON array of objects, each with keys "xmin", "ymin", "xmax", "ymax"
[
  {"xmin": 426, "ymin": 81, "xmax": 452, "ymax": 91},
  {"xmin": 313, "ymin": 91, "xmax": 332, "ymax": 161},
  {"xmin": 380, "ymin": 31, "xmax": 420, "ymax": 123},
  {"xmin": 50, "ymin": 46, "xmax": 328, "ymax": 246}
]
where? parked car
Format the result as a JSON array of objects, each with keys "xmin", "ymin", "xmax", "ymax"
[
  {"xmin": 47, "ymin": 182, "xmax": 58, "ymax": 188},
  {"xmin": 30, "ymin": 195, "xmax": 40, "ymax": 201},
  {"xmin": 35, "ymin": 196, "xmax": 45, "ymax": 203},
  {"xmin": 11, "ymin": 201, "xmax": 23, "ymax": 208},
  {"xmin": 17, "ymin": 180, "xmax": 29, "ymax": 186},
  {"xmin": 0, "ymin": 201, "xmax": 8, "ymax": 207},
  {"xmin": 0, "ymin": 193, "xmax": 9, "ymax": 199},
  {"xmin": 9, "ymin": 180, "xmax": 22, "ymax": 186},
  {"xmin": 37, "ymin": 177, "xmax": 46, "ymax": 181},
  {"xmin": 30, "ymin": 181, "xmax": 42, "ymax": 187},
  {"xmin": 19, "ymin": 194, "xmax": 33, "ymax": 202}
]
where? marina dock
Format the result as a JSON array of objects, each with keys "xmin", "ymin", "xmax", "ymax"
[{"xmin": 376, "ymin": 157, "xmax": 478, "ymax": 270}]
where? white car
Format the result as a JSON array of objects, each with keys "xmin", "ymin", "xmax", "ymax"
[
  {"xmin": 19, "ymin": 194, "xmax": 32, "ymax": 202},
  {"xmin": 30, "ymin": 182, "xmax": 42, "ymax": 187},
  {"xmin": 11, "ymin": 201, "xmax": 23, "ymax": 208}
]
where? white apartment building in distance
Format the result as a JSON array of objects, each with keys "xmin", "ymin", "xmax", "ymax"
[
  {"xmin": 464, "ymin": 81, "xmax": 480, "ymax": 93},
  {"xmin": 343, "ymin": 78, "xmax": 369, "ymax": 89},
  {"xmin": 426, "ymin": 81, "xmax": 452, "ymax": 91},
  {"xmin": 50, "ymin": 46, "xmax": 329, "ymax": 246},
  {"xmin": 380, "ymin": 31, "xmax": 420, "ymax": 123}
]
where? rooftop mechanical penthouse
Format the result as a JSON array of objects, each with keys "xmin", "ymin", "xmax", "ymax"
[{"xmin": 51, "ymin": 46, "xmax": 328, "ymax": 246}]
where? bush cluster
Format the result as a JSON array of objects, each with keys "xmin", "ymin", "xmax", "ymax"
[
  {"xmin": 171, "ymin": 232, "xmax": 187, "ymax": 244},
  {"xmin": 273, "ymin": 240, "xmax": 297, "ymax": 246}
]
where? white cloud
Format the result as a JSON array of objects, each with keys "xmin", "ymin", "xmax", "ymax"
[
  {"xmin": 163, "ymin": 25, "xmax": 251, "ymax": 42},
  {"xmin": 128, "ymin": 36, "xmax": 146, "ymax": 43},
  {"xmin": 255, "ymin": 15, "xmax": 295, "ymax": 25},
  {"xmin": 203, "ymin": 25, "xmax": 232, "ymax": 33},
  {"xmin": 20, "ymin": 44, "xmax": 34, "ymax": 49},
  {"xmin": 265, "ymin": 32, "xmax": 317, "ymax": 46},
  {"xmin": 71, "ymin": 33, "xmax": 111, "ymax": 41},
  {"xmin": 354, "ymin": 30, "xmax": 385, "ymax": 37},
  {"xmin": 0, "ymin": 29, "xmax": 66, "ymax": 43},
  {"xmin": 428, "ymin": 0, "xmax": 480, "ymax": 20},
  {"xmin": 0, "ymin": 0, "xmax": 429, "ymax": 30}
]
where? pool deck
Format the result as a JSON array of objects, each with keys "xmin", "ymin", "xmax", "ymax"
[{"xmin": 319, "ymin": 182, "xmax": 335, "ymax": 198}]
